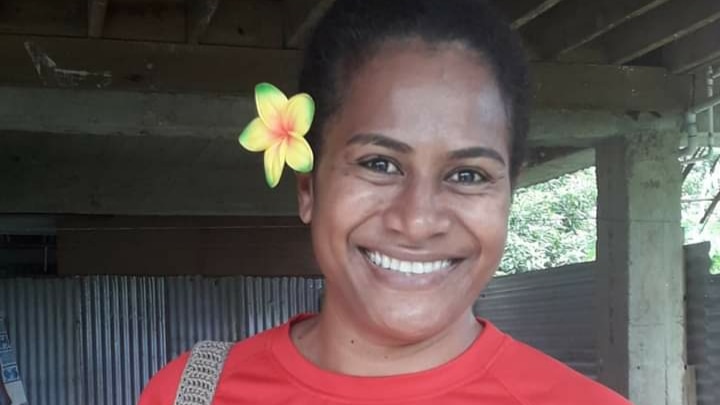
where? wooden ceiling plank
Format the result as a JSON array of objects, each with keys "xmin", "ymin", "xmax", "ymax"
[
  {"xmin": 285, "ymin": 0, "xmax": 335, "ymax": 48},
  {"xmin": 103, "ymin": 1, "xmax": 186, "ymax": 43},
  {"xmin": 0, "ymin": 0, "xmax": 87, "ymax": 37},
  {"xmin": 663, "ymin": 20, "xmax": 720, "ymax": 74},
  {"xmin": 284, "ymin": 0, "xmax": 560, "ymax": 47},
  {"xmin": 523, "ymin": 0, "xmax": 672, "ymax": 59},
  {"xmin": 88, "ymin": 0, "xmax": 109, "ymax": 38},
  {"xmin": 606, "ymin": 0, "xmax": 720, "ymax": 65},
  {"xmin": 202, "ymin": 0, "xmax": 284, "ymax": 48},
  {"xmin": 187, "ymin": 0, "xmax": 220, "ymax": 45}
]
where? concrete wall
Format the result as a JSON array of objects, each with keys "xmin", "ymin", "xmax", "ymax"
[{"xmin": 57, "ymin": 216, "xmax": 318, "ymax": 277}]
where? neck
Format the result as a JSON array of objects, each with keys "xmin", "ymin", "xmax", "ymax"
[{"xmin": 291, "ymin": 299, "xmax": 481, "ymax": 377}]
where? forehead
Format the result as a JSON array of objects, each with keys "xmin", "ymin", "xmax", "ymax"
[{"xmin": 328, "ymin": 40, "xmax": 509, "ymax": 150}]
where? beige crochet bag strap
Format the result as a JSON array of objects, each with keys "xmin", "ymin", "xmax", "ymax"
[{"xmin": 173, "ymin": 341, "xmax": 234, "ymax": 405}]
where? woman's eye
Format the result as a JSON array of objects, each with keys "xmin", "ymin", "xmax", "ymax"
[
  {"xmin": 448, "ymin": 170, "xmax": 487, "ymax": 184},
  {"xmin": 360, "ymin": 158, "xmax": 401, "ymax": 174}
]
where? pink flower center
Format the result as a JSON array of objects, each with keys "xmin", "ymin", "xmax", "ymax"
[{"xmin": 271, "ymin": 116, "xmax": 294, "ymax": 141}]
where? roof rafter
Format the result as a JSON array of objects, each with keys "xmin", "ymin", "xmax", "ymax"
[
  {"xmin": 282, "ymin": 0, "xmax": 564, "ymax": 47},
  {"xmin": 522, "ymin": 0, "xmax": 671, "ymax": 59},
  {"xmin": 187, "ymin": 0, "xmax": 220, "ymax": 45},
  {"xmin": 506, "ymin": 0, "xmax": 566, "ymax": 30},
  {"xmin": 88, "ymin": 0, "xmax": 109, "ymax": 38},
  {"xmin": 663, "ymin": 20, "xmax": 720, "ymax": 73},
  {"xmin": 605, "ymin": 0, "xmax": 720, "ymax": 65},
  {"xmin": 284, "ymin": 0, "xmax": 335, "ymax": 48}
]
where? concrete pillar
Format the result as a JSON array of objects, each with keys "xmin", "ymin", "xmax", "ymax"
[{"xmin": 595, "ymin": 133, "xmax": 687, "ymax": 405}]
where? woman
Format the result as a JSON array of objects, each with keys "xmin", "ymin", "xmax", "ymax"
[{"xmin": 139, "ymin": 0, "xmax": 631, "ymax": 403}]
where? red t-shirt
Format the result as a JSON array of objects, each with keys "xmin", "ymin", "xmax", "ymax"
[{"xmin": 139, "ymin": 315, "xmax": 630, "ymax": 405}]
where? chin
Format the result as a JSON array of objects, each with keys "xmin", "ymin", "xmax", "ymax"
[{"xmin": 369, "ymin": 301, "xmax": 465, "ymax": 343}]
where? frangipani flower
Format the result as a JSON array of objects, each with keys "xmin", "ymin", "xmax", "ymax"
[{"xmin": 239, "ymin": 83, "xmax": 315, "ymax": 188}]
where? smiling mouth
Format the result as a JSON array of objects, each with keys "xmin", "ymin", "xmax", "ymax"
[{"xmin": 361, "ymin": 249, "xmax": 458, "ymax": 275}]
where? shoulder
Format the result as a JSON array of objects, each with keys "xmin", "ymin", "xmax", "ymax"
[
  {"xmin": 487, "ymin": 336, "xmax": 631, "ymax": 405},
  {"xmin": 137, "ymin": 327, "xmax": 279, "ymax": 405}
]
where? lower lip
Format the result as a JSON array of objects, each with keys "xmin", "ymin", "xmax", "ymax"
[{"xmin": 361, "ymin": 250, "xmax": 458, "ymax": 290}]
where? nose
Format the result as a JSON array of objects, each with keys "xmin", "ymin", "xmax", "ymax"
[{"xmin": 382, "ymin": 177, "xmax": 452, "ymax": 245}]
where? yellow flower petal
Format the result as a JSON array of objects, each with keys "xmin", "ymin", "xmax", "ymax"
[
  {"xmin": 264, "ymin": 140, "xmax": 288, "ymax": 188},
  {"xmin": 256, "ymin": 83, "xmax": 288, "ymax": 132},
  {"xmin": 286, "ymin": 136, "xmax": 314, "ymax": 173},
  {"xmin": 285, "ymin": 93, "xmax": 315, "ymax": 138},
  {"xmin": 239, "ymin": 117, "xmax": 276, "ymax": 152}
]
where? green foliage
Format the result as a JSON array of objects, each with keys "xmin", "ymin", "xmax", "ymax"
[
  {"xmin": 712, "ymin": 254, "xmax": 720, "ymax": 275},
  {"xmin": 498, "ymin": 150, "xmax": 719, "ymax": 276},
  {"xmin": 682, "ymin": 151, "xmax": 720, "ymax": 269},
  {"xmin": 500, "ymin": 168, "xmax": 597, "ymax": 275}
]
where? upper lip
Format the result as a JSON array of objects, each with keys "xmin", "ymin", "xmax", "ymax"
[{"xmin": 360, "ymin": 247, "xmax": 461, "ymax": 262}]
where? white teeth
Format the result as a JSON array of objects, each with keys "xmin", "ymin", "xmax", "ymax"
[
  {"xmin": 422, "ymin": 262, "xmax": 433, "ymax": 274},
  {"xmin": 365, "ymin": 250, "xmax": 453, "ymax": 275}
]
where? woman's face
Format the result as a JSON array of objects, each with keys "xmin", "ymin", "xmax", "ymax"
[{"xmin": 298, "ymin": 40, "xmax": 512, "ymax": 341}]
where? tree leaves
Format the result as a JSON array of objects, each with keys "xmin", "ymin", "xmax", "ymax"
[{"xmin": 500, "ymin": 168, "xmax": 597, "ymax": 275}]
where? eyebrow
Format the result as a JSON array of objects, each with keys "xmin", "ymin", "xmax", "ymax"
[
  {"xmin": 449, "ymin": 147, "xmax": 506, "ymax": 166},
  {"xmin": 347, "ymin": 133, "xmax": 506, "ymax": 166},
  {"xmin": 346, "ymin": 133, "xmax": 413, "ymax": 154}
]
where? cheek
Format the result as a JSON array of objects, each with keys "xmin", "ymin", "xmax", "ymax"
[
  {"xmin": 461, "ymin": 195, "xmax": 511, "ymax": 245},
  {"xmin": 314, "ymin": 167, "xmax": 387, "ymax": 236}
]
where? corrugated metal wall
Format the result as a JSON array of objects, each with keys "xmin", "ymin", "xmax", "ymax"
[
  {"xmin": 1, "ymin": 251, "xmax": 717, "ymax": 405},
  {"xmin": 707, "ymin": 272, "xmax": 720, "ymax": 405},
  {"xmin": 687, "ymin": 243, "xmax": 711, "ymax": 404},
  {"xmin": 474, "ymin": 262, "xmax": 597, "ymax": 378},
  {"xmin": 686, "ymin": 242, "xmax": 719, "ymax": 405},
  {"xmin": 0, "ymin": 278, "xmax": 83, "ymax": 405},
  {"xmin": 166, "ymin": 277, "xmax": 323, "ymax": 359},
  {"xmin": 81, "ymin": 277, "xmax": 167, "ymax": 405},
  {"xmin": 0, "ymin": 276, "xmax": 323, "ymax": 405}
]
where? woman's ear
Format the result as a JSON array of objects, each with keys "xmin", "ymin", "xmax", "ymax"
[{"xmin": 296, "ymin": 173, "xmax": 314, "ymax": 224}]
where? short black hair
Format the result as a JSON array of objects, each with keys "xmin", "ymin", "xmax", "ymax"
[{"xmin": 299, "ymin": 0, "xmax": 530, "ymax": 184}]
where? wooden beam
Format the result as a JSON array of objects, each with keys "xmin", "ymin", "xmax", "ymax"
[
  {"xmin": 0, "ymin": 80, "xmax": 688, "ymax": 147},
  {"xmin": 285, "ymin": 0, "xmax": 335, "ymax": 48},
  {"xmin": 187, "ymin": 0, "xmax": 220, "ymax": 45},
  {"xmin": 0, "ymin": 35, "xmax": 692, "ymax": 111},
  {"xmin": 0, "ymin": 112, "xmax": 678, "ymax": 217},
  {"xmin": 0, "ymin": 35, "xmax": 300, "ymax": 93},
  {"xmin": 0, "ymin": 216, "xmax": 57, "ymax": 235},
  {"xmin": 0, "ymin": 87, "xmax": 256, "ymax": 139},
  {"xmin": 518, "ymin": 148, "xmax": 595, "ymax": 188},
  {"xmin": 522, "ymin": 0, "xmax": 671, "ymax": 59},
  {"xmin": 0, "ymin": 131, "xmax": 300, "ymax": 216},
  {"xmin": 88, "ymin": 0, "xmax": 109, "ymax": 38},
  {"xmin": 529, "ymin": 62, "xmax": 691, "ymax": 113},
  {"xmin": 57, "ymin": 216, "xmax": 318, "ymax": 276},
  {"xmin": 0, "ymin": 62, "xmax": 690, "ymax": 152},
  {"xmin": 663, "ymin": 20, "xmax": 720, "ymax": 74},
  {"xmin": 0, "ymin": 83, "xmax": 684, "ymax": 148},
  {"xmin": 605, "ymin": 0, "xmax": 720, "ymax": 65},
  {"xmin": 509, "ymin": 0, "xmax": 565, "ymax": 30}
]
